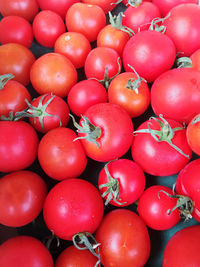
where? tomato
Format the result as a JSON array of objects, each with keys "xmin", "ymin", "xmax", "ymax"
[
  {"xmin": 72, "ymin": 103, "xmax": 134, "ymax": 162},
  {"xmin": 163, "ymin": 225, "xmax": 200, "ymax": 267},
  {"xmin": 98, "ymin": 159, "xmax": 145, "ymax": 206},
  {"xmin": 43, "ymin": 178, "xmax": 104, "ymax": 240},
  {"xmin": 30, "ymin": 52, "xmax": 77, "ymax": 98},
  {"xmin": 189, "ymin": 48, "xmax": 200, "ymax": 71},
  {"xmin": 0, "ymin": 236, "xmax": 54, "ymax": 267},
  {"xmin": 67, "ymin": 79, "xmax": 107, "ymax": 117},
  {"xmin": 151, "ymin": 68, "xmax": 200, "ymax": 124},
  {"xmin": 65, "ymin": 3, "xmax": 106, "ymax": 42},
  {"xmin": 108, "ymin": 71, "xmax": 150, "ymax": 117},
  {"xmin": 55, "ymin": 245, "xmax": 97, "ymax": 267},
  {"xmin": 131, "ymin": 115, "xmax": 192, "ymax": 176},
  {"xmin": 0, "ymin": 121, "xmax": 39, "ymax": 173},
  {"xmin": 162, "ymin": 4, "xmax": 200, "ymax": 57},
  {"xmin": 138, "ymin": 185, "xmax": 180, "ymax": 230},
  {"xmin": 81, "ymin": 0, "xmax": 115, "ymax": 13},
  {"xmin": 95, "ymin": 209, "xmax": 151, "ymax": 267},
  {"xmin": 0, "ymin": 0, "xmax": 39, "ymax": 21},
  {"xmin": 32, "ymin": 10, "xmax": 66, "ymax": 48},
  {"xmin": 38, "ymin": 127, "xmax": 87, "ymax": 180},
  {"xmin": 186, "ymin": 114, "xmax": 200, "ymax": 156},
  {"xmin": 54, "ymin": 32, "xmax": 91, "ymax": 69},
  {"xmin": 0, "ymin": 73, "xmax": 31, "ymax": 119},
  {"xmin": 0, "ymin": 170, "xmax": 47, "ymax": 227},
  {"xmin": 0, "ymin": 15, "xmax": 33, "ymax": 48},
  {"xmin": 122, "ymin": 30, "xmax": 176, "ymax": 83},
  {"xmin": 0, "ymin": 43, "xmax": 35, "ymax": 86}
]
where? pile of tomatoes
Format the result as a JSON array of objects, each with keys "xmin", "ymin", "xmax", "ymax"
[{"xmin": 1, "ymin": 0, "xmax": 200, "ymax": 266}]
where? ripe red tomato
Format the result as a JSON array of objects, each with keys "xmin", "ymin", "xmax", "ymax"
[
  {"xmin": 0, "ymin": 170, "xmax": 47, "ymax": 227},
  {"xmin": 0, "ymin": 43, "xmax": 35, "ymax": 86},
  {"xmin": 95, "ymin": 209, "xmax": 151, "ymax": 267},
  {"xmin": 38, "ymin": 127, "xmax": 87, "ymax": 180},
  {"xmin": 54, "ymin": 32, "xmax": 91, "ymax": 69},
  {"xmin": 131, "ymin": 116, "xmax": 192, "ymax": 176},
  {"xmin": 98, "ymin": 159, "xmax": 145, "ymax": 206},
  {"xmin": 0, "ymin": 121, "xmax": 39, "ymax": 173},
  {"xmin": 0, "ymin": 0, "xmax": 39, "ymax": 21},
  {"xmin": 0, "ymin": 236, "xmax": 54, "ymax": 267},
  {"xmin": 43, "ymin": 178, "xmax": 104, "ymax": 240},
  {"xmin": 67, "ymin": 79, "xmax": 107, "ymax": 117},
  {"xmin": 72, "ymin": 103, "xmax": 134, "ymax": 162},
  {"xmin": 151, "ymin": 68, "xmax": 200, "ymax": 124},
  {"xmin": 163, "ymin": 225, "xmax": 200, "ymax": 267},
  {"xmin": 32, "ymin": 10, "xmax": 66, "ymax": 48},
  {"xmin": 30, "ymin": 53, "xmax": 77, "ymax": 98},
  {"xmin": 0, "ymin": 15, "xmax": 33, "ymax": 47},
  {"xmin": 65, "ymin": 3, "xmax": 106, "ymax": 42},
  {"xmin": 189, "ymin": 48, "xmax": 200, "ymax": 71},
  {"xmin": 138, "ymin": 185, "xmax": 181, "ymax": 230},
  {"xmin": 123, "ymin": 30, "xmax": 176, "ymax": 82},
  {"xmin": 0, "ymin": 73, "xmax": 31, "ymax": 118},
  {"xmin": 186, "ymin": 114, "xmax": 200, "ymax": 156},
  {"xmin": 81, "ymin": 0, "xmax": 116, "ymax": 13}
]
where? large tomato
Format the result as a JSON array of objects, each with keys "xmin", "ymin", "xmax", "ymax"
[
  {"xmin": 95, "ymin": 209, "xmax": 151, "ymax": 267},
  {"xmin": 186, "ymin": 113, "xmax": 200, "ymax": 156}
]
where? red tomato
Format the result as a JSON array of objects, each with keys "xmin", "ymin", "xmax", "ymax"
[
  {"xmin": 0, "ymin": 121, "xmax": 39, "ymax": 173},
  {"xmin": 0, "ymin": 43, "xmax": 35, "ymax": 86},
  {"xmin": 123, "ymin": 30, "xmax": 176, "ymax": 82},
  {"xmin": 0, "ymin": 16, "xmax": 33, "ymax": 47},
  {"xmin": 98, "ymin": 159, "xmax": 145, "ymax": 206},
  {"xmin": 55, "ymin": 245, "xmax": 97, "ymax": 267},
  {"xmin": 65, "ymin": 3, "xmax": 106, "ymax": 42},
  {"xmin": 108, "ymin": 71, "xmax": 150, "ymax": 117},
  {"xmin": 190, "ymin": 48, "xmax": 200, "ymax": 71},
  {"xmin": 131, "ymin": 116, "xmax": 192, "ymax": 176},
  {"xmin": 30, "ymin": 53, "xmax": 77, "ymax": 98},
  {"xmin": 72, "ymin": 103, "xmax": 134, "ymax": 162},
  {"xmin": 0, "ymin": 171, "xmax": 47, "ymax": 227},
  {"xmin": 67, "ymin": 79, "xmax": 107, "ymax": 117},
  {"xmin": 81, "ymin": 0, "xmax": 115, "ymax": 13},
  {"xmin": 151, "ymin": 68, "xmax": 200, "ymax": 124},
  {"xmin": 43, "ymin": 178, "xmax": 104, "ymax": 240},
  {"xmin": 0, "ymin": 0, "xmax": 39, "ymax": 21},
  {"xmin": 54, "ymin": 32, "xmax": 91, "ymax": 69},
  {"xmin": 32, "ymin": 10, "xmax": 66, "ymax": 48},
  {"xmin": 0, "ymin": 73, "xmax": 31, "ymax": 118},
  {"xmin": 162, "ymin": 4, "xmax": 200, "ymax": 56},
  {"xmin": 163, "ymin": 225, "xmax": 200, "ymax": 267},
  {"xmin": 138, "ymin": 185, "xmax": 181, "ymax": 230},
  {"xmin": 38, "ymin": 127, "xmax": 87, "ymax": 180},
  {"xmin": 95, "ymin": 209, "xmax": 151, "ymax": 267},
  {"xmin": 0, "ymin": 236, "xmax": 54, "ymax": 267},
  {"xmin": 186, "ymin": 114, "xmax": 200, "ymax": 156}
]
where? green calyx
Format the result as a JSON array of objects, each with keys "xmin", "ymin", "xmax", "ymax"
[
  {"xmin": 192, "ymin": 115, "xmax": 200, "ymax": 125},
  {"xmin": 127, "ymin": 0, "xmax": 142, "ymax": 7},
  {"xmin": 177, "ymin": 57, "xmax": 193, "ymax": 68},
  {"xmin": 0, "ymin": 73, "xmax": 14, "ymax": 90},
  {"xmin": 70, "ymin": 114, "xmax": 102, "ymax": 147},
  {"xmin": 126, "ymin": 64, "xmax": 147, "ymax": 94},
  {"xmin": 133, "ymin": 114, "xmax": 190, "ymax": 158},
  {"xmin": 149, "ymin": 13, "xmax": 171, "ymax": 33},
  {"xmin": 108, "ymin": 12, "xmax": 135, "ymax": 36},
  {"xmin": 99, "ymin": 162, "xmax": 126, "ymax": 206}
]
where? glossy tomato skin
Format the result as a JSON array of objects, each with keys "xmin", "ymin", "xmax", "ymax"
[
  {"xmin": 131, "ymin": 117, "xmax": 192, "ymax": 176},
  {"xmin": 108, "ymin": 72, "xmax": 150, "ymax": 117},
  {"xmin": 67, "ymin": 79, "xmax": 107, "ymax": 117},
  {"xmin": 38, "ymin": 127, "xmax": 87, "ymax": 180},
  {"xmin": 0, "ymin": 43, "xmax": 35, "ymax": 86},
  {"xmin": 162, "ymin": 4, "xmax": 200, "ymax": 57},
  {"xmin": 0, "ymin": 236, "xmax": 54, "ymax": 267},
  {"xmin": 0, "ymin": 171, "xmax": 47, "ymax": 227},
  {"xmin": 81, "ymin": 0, "xmax": 115, "ymax": 13},
  {"xmin": 30, "ymin": 53, "xmax": 77, "ymax": 98},
  {"xmin": 43, "ymin": 178, "xmax": 104, "ymax": 240},
  {"xmin": 0, "ymin": 0, "xmax": 39, "ymax": 21},
  {"xmin": 176, "ymin": 159, "xmax": 200, "ymax": 222},
  {"xmin": 77, "ymin": 103, "xmax": 134, "ymax": 162},
  {"xmin": 0, "ymin": 121, "xmax": 39, "ymax": 173},
  {"xmin": 32, "ymin": 10, "xmax": 66, "ymax": 48},
  {"xmin": 163, "ymin": 225, "xmax": 200, "ymax": 267},
  {"xmin": 98, "ymin": 159, "xmax": 146, "ymax": 206},
  {"xmin": 55, "ymin": 245, "xmax": 97, "ymax": 267},
  {"xmin": 151, "ymin": 68, "xmax": 200, "ymax": 124},
  {"xmin": 95, "ymin": 209, "xmax": 151, "ymax": 267},
  {"xmin": 138, "ymin": 185, "xmax": 180, "ymax": 230},
  {"xmin": 65, "ymin": 3, "xmax": 106, "ymax": 42},
  {"xmin": 123, "ymin": 30, "xmax": 176, "ymax": 83}
]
